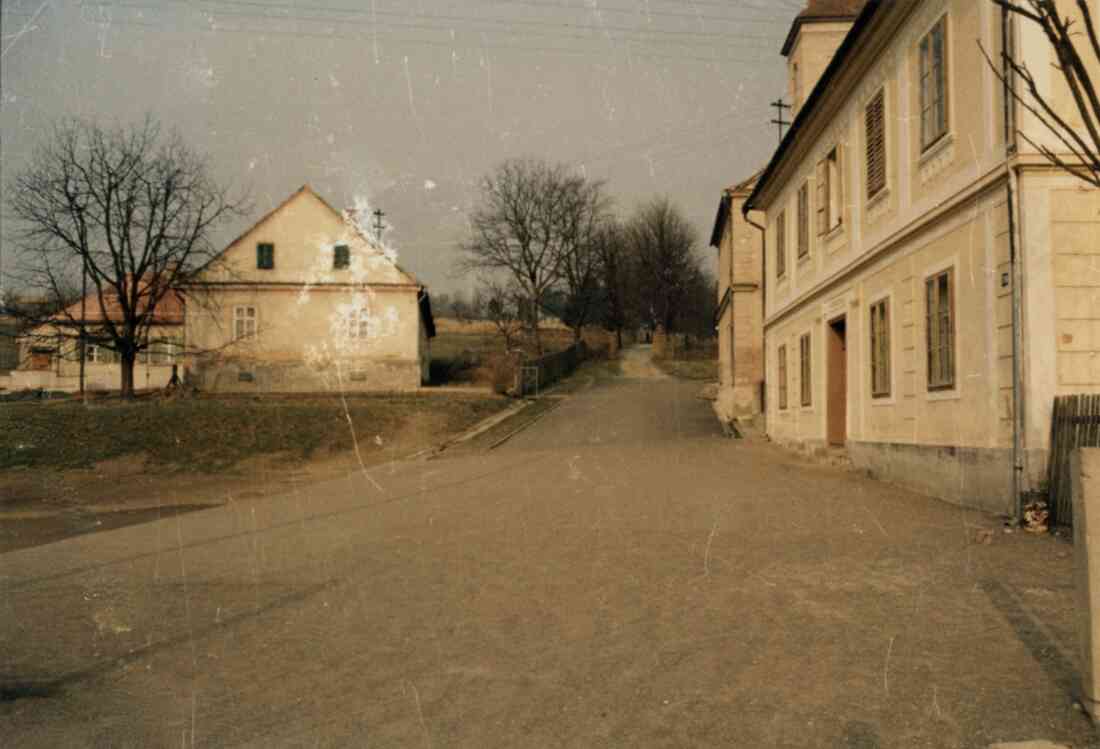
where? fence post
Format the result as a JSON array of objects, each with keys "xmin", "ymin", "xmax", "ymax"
[{"xmin": 1072, "ymin": 447, "xmax": 1100, "ymax": 719}]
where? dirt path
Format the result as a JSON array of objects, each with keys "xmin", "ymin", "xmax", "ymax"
[
  {"xmin": 617, "ymin": 343, "xmax": 669, "ymax": 379},
  {"xmin": 1, "ymin": 363, "xmax": 1093, "ymax": 748}
]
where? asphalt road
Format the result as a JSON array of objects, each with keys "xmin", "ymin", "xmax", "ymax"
[{"xmin": 1, "ymin": 347, "xmax": 1095, "ymax": 748}]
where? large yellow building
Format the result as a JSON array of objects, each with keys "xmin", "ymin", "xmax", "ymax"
[{"xmin": 744, "ymin": 0, "xmax": 1100, "ymax": 515}]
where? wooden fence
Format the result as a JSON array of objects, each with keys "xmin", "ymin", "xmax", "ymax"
[
  {"xmin": 1047, "ymin": 394, "xmax": 1100, "ymax": 526},
  {"xmin": 515, "ymin": 341, "xmax": 588, "ymax": 397}
]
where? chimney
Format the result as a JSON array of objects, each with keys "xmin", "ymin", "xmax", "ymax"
[{"xmin": 782, "ymin": 1, "xmax": 864, "ymax": 116}]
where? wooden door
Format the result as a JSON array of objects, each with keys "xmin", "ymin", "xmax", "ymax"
[{"xmin": 827, "ymin": 317, "xmax": 847, "ymax": 446}]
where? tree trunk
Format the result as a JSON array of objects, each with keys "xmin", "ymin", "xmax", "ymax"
[
  {"xmin": 119, "ymin": 349, "xmax": 136, "ymax": 399},
  {"xmin": 616, "ymin": 327, "xmax": 623, "ymax": 349}
]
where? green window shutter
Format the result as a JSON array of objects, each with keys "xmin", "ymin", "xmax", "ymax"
[
  {"xmin": 257, "ymin": 243, "xmax": 274, "ymax": 269},
  {"xmin": 334, "ymin": 244, "xmax": 350, "ymax": 269}
]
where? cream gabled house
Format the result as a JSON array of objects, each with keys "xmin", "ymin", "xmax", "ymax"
[
  {"xmin": 744, "ymin": 0, "xmax": 1100, "ymax": 515},
  {"xmin": 184, "ymin": 186, "xmax": 434, "ymax": 392}
]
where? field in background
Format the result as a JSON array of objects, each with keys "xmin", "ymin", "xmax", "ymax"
[{"xmin": 430, "ymin": 318, "xmax": 576, "ymax": 386}]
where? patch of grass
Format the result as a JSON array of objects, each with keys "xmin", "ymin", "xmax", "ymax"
[
  {"xmin": 0, "ymin": 395, "xmax": 509, "ymax": 472},
  {"xmin": 654, "ymin": 358, "xmax": 718, "ymax": 381}
]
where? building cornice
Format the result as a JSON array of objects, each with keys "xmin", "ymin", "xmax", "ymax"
[
  {"xmin": 764, "ymin": 161, "xmax": 1011, "ymax": 330},
  {"xmin": 181, "ymin": 281, "xmax": 422, "ymax": 292}
]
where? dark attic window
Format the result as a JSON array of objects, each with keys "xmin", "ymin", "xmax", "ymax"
[
  {"xmin": 257, "ymin": 242, "xmax": 275, "ymax": 270},
  {"xmin": 334, "ymin": 244, "xmax": 350, "ymax": 269}
]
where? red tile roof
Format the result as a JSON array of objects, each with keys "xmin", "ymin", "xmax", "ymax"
[{"xmin": 56, "ymin": 281, "xmax": 184, "ymax": 325}]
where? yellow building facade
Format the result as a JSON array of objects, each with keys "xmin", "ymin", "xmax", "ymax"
[{"xmin": 746, "ymin": 0, "xmax": 1100, "ymax": 515}]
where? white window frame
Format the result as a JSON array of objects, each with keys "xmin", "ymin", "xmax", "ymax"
[
  {"xmin": 816, "ymin": 146, "xmax": 844, "ymax": 236},
  {"xmin": 868, "ymin": 292, "xmax": 894, "ymax": 402},
  {"xmin": 344, "ymin": 307, "xmax": 371, "ymax": 340},
  {"xmin": 233, "ymin": 306, "xmax": 257, "ymax": 341},
  {"xmin": 919, "ymin": 15, "xmax": 950, "ymax": 152}
]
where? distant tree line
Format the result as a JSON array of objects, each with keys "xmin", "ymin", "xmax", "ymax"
[{"xmin": 456, "ymin": 157, "xmax": 715, "ymax": 353}]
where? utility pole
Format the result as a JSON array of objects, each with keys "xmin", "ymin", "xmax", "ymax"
[
  {"xmin": 770, "ymin": 98, "xmax": 792, "ymax": 143},
  {"xmin": 372, "ymin": 208, "xmax": 386, "ymax": 239}
]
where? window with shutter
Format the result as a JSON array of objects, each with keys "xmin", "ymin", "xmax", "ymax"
[
  {"xmin": 815, "ymin": 159, "xmax": 828, "ymax": 236},
  {"xmin": 870, "ymin": 298, "xmax": 891, "ymax": 397},
  {"xmin": 925, "ymin": 269, "xmax": 955, "ymax": 390},
  {"xmin": 797, "ymin": 183, "xmax": 810, "ymax": 258},
  {"xmin": 257, "ymin": 243, "xmax": 275, "ymax": 270},
  {"xmin": 920, "ymin": 17, "xmax": 949, "ymax": 150},
  {"xmin": 865, "ymin": 90, "xmax": 887, "ymax": 199},
  {"xmin": 828, "ymin": 146, "xmax": 842, "ymax": 230},
  {"xmin": 776, "ymin": 210, "xmax": 787, "ymax": 279},
  {"xmin": 778, "ymin": 345, "xmax": 788, "ymax": 410},
  {"xmin": 800, "ymin": 333, "xmax": 812, "ymax": 407},
  {"xmin": 334, "ymin": 244, "xmax": 350, "ymax": 269}
]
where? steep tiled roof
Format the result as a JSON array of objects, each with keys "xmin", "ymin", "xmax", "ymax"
[{"xmin": 782, "ymin": 0, "xmax": 866, "ymax": 55}]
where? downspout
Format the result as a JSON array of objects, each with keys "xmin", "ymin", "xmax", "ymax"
[
  {"xmin": 1002, "ymin": 4, "xmax": 1025, "ymax": 522},
  {"xmin": 726, "ymin": 193, "xmax": 735, "ymax": 395}
]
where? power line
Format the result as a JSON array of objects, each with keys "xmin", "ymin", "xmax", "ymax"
[
  {"xmin": 94, "ymin": 17, "xmax": 786, "ymax": 65},
  {"xmin": 125, "ymin": 0, "xmax": 791, "ymax": 42},
  {"xmin": 152, "ymin": 0, "xmax": 794, "ymax": 26},
  {"xmin": 113, "ymin": 4, "xmax": 786, "ymax": 51}
]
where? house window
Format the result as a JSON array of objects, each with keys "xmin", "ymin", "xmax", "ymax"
[
  {"xmin": 778, "ymin": 344, "xmax": 788, "ymax": 410},
  {"xmin": 85, "ymin": 344, "xmax": 115, "ymax": 363},
  {"xmin": 870, "ymin": 298, "xmax": 891, "ymax": 397},
  {"xmin": 865, "ymin": 89, "xmax": 887, "ymax": 199},
  {"xmin": 776, "ymin": 210, "xmax": 787, "ymax": 279},
  {"xmin": 234, "ymin": 306, "xmax": 257, "ymax": 341},
  {"xmin": 797, "ymin": 183, "xmax": 810, "ymax": 259},
  {"xmin": 800, "ymin": 333, "xmax": 812, "ymax": 407},
  {"xmin": 816, "ymin": 146, "xmax": 843, "ymax": 235},
  {"xmin": 143, "ymin": 340, "xmax": 179, "ymax": 365},
  {"xmin": 257, "ymin": 242, "xmax": 275, "ymax": 270},
  {"xmin": 920, "ymin": 16, "xmax": 949, "ymax": 150},
  {"xmin": 344, "ymin": 308, "xmax": 371, "ymax": 339},
  {"xmin": 334, "ymin": 244, "xmax": 350, "ymax": 270},
  {"xmin": 925, "ymin": 269, "xmax": 955, "ymax": 390}
]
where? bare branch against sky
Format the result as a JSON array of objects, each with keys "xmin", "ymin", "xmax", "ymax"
[{"xmin": 0, "ymin": 0, "xmax": 801, "ymax": 295}]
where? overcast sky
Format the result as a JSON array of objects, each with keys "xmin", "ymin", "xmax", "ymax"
[{"xmin": 1, "ymin": 0, "xmax": 801, "ymax": 295}]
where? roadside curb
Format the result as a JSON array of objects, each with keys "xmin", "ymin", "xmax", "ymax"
[
  {"xmin": 423, "ymin": 397, "xmax": 539, "ymax": 459},
  {"xmin": 486, "ymin": 397, "xmax": 566, "ymax": 450}
]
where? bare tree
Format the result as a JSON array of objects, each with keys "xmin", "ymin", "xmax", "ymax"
[
  {"xmin": 989, "ymin": 0, "xmax": 1100, "ymax": 186},
  {"xmin": 626, "ymin": 197, "xmax": 701, "ymax": 334},
  {"xmin": 559, "ymin": 177, "xmax": 611, "ymax": 342},
  {"xmin": 480, "ymin": 279, "xmax": 525, "ymax": 352},
  {"xmin": 7, "ymin": 116, "xmax": 245, "ymax": 397},
  {"xmin": 594, "ymin": 219, "xmax": 633, "ymax": 348},
  {"xmin": 460, "ymin": 158, "xmax": 607, "ymax": 353}
]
